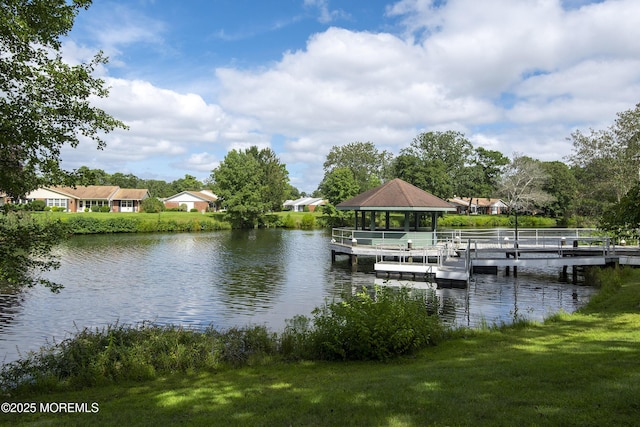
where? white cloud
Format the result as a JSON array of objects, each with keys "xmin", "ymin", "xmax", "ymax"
[
  {"xmin": 61, "ymin": 78, "xmax": 262, "ymax": 179},
  {"xmin": 182, "ymin": 152, "xmax": 220, "ymax": 172},
  {"xmin": 62, "ymin": 0, "xmax": 640, "ymax": 193},
  {"xmin": 210, "ymin": 0, "xmax": 640, "ymax": 192},
  {"xmin": 303, "ymin": 0, "xmax": 350, "ymax": 24},
  {"xmin": 82, "ymin": 3, "xmax": 167, "ymax": 63}
]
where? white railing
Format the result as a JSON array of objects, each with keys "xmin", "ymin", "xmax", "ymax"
[
  {"xmin": 332, "ymin": 227, "xmax": 603, "ymax": 250},
  {"xmin": 331, "ymin": 228, "xmax": 437, "ymax": 248}
]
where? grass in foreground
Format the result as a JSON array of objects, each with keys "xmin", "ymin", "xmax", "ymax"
[{"xmin": 2, "ymin": 268, "xmax": 640, "ymax": 426}]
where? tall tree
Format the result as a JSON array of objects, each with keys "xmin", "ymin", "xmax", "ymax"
[
  {"xmin": 318, "ymin": 167, "xmax": 360, "ymax": 206},
  {"xmin": 392, "ymin": 153, "xmax": 451, "ymax": 198},
  {"xmin": 210, "ymin": 146, "xmax": 289, "ymax": 228},
  {"xmin": 0, "ymin": 0, "xmax": 126, "ymax": 199},
  {"xmin": 497, "ymin": 154, "xmax": 553, "ymax": 215},
  {"xmin": 600, "ymin": 182, "xmax": 640, "ymax": 240},
  {"xmin": 568, "ymin": 103, "xmax": 640, "ymax": 211},
  {"xmin": 322, "ymin": 141, "xmax": 391, "ymax": 193},
  {"xmin": 171, "ymin": 174, "xmax": 203, "ymax": 193},
  {"xmin": 251, "ymin": 146, "xmax": 289, "ymax": 212},
  {"xmin": 0, "ymin": 0, "xmax": 124, "ymax": 290},
  {"xmin": 540, "ymin": 161, "xmax": 579, "ymax": 221},
  {"xmin": 110, "ymin": 172, "xmax": 141, "ymax": 189},
  {"xmin": 393, "ymin": 131, "xmax": 473, "ymax": 199},
  {"xmin": 75, "ymin": 166, "xmax": 110, "ymax": 185},
  {"xmin": 143, "ymin": 179, "xmax": 175, "ymax": 198}
]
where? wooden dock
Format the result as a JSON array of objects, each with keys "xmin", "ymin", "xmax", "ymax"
[{"xmin": 330, "ymin": 228, "xmax": 640, "ymax": 285}]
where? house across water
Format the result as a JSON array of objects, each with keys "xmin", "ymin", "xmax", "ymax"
[{"xmin": 18, "ymin": 186, "xmax": 150, "ymax": 212}]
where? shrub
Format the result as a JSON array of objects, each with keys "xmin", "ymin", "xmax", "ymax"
[
  {"xmin": 300, "ymin": 213, "xmax": 315, "ymax": 229},
  {"xmin": 141, "ymin": 198, "xmax": 165, "ymax": 213},
  {"xmin": 64, "ymin": 216, "xmax": 140, "ymax": 234},
  {"xmin": 282, "ymin": 214, "xmax": 297, "ymax": 229},
  {"xmin": 27, "ymin": 200, "xmax": 46, "ymax": 211},
  {"xmin": 291, "ymin": 286, "xmax": 444, "ymax": 361},
  {"xmin": 0, "ymin": 322, "xmax": 279, "ymax": 392},
  {"xmin": 190, "ymin": 208, "xmax": 199, "ymax": 213}
]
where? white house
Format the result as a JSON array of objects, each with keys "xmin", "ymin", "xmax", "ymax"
[
  {"xmin": 24, "ymin": 186, "xmax": 150, "ymax": 212},
  {"xmin": 283, "ymin": 197, "xmax": 327, "ymax": 212},
  {"xmin": 163, "ymin": 190, "xmax": 218, "ymax": 212}
]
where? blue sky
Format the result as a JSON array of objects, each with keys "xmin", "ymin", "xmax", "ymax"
[{"xmin": 60, "ymin": 0, "xmax": 640, "ymax": 193}]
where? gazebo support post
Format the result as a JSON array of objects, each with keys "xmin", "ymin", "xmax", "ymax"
[
  {"xmin": 370, "ymin": 212, "xmax": 376, "ymax": 230},
  {"xmin": 385, "ymin": 212, "xmax": 390, "ymax": 229},
  {"xmin": 404, "ymin": 213, "xmax": 410, "ymax": 231}
]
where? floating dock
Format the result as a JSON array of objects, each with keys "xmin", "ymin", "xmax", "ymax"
[{"xmin": 330, "ymin": 228, "xmax": 640, "ymax": 286}]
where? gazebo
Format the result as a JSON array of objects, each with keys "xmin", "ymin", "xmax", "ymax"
[
  {"xmin": 336, "ymin": 178, "xmax": 456, "ymax": 233},
  {"xmin": 330, "ymin": 178, "xmax": 457, "ymax": 266}
]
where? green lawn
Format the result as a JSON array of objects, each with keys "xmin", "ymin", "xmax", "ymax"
[{"xmin": 2, "ymin": 268, "xmax": 639, "ymax": 426}]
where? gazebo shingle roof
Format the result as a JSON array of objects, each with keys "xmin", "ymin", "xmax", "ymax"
[{"xmin": 336, "ymin": 178, "xmax": 456, "ymax": 212}]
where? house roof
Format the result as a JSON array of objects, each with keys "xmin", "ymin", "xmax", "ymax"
[
  {"xmin": 455, "ymin": 197, "xmax": 506, "ymax": 208},
  {"xmin": 336, "ymin": 178, "xmax": 456, "ymax": 212},
  {"xmin": 49, "ymin": 185, "xmax": 120, "ymax": 200},
  {"xmin": 42, "ymin": 186, "xmax": 149, "ymax": 201},
  {"xmin": 164, "ymin": 190, "xmax": 218, "ymax": 203},
  {"xmin": 284, "ymin": 197, "xmax": 326, "ymax": 207},
  {"xmin": 449, "ymin": 197, "xmax": 477, "ymax": 208},
  {"xmin": 113, "ymin": 188, "xmax": 150, "ymax": 200}
]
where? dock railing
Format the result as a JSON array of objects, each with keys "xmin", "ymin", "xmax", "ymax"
[
  {"xmin": 438, "ymin": 228, "xmax": 616, "ymax": 259},
  {"xmin": 331, "ymin": 228, "xmax": 437, "ymax": 248},
  {"xmin": 332, "ymin": 227, "xmax": 605, "ymax": 250}
]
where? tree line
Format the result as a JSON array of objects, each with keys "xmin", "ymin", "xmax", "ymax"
[
  {"xmin": 1, "ymin": 1, "xmax": 639, "ymax": 290},
  {"xmin": 208, "ymin": 102, "xmax": 640, "ymax": 232},
  {"xmin": 72, "ymin": 167, "xmax": 206, "ymax": 199}
]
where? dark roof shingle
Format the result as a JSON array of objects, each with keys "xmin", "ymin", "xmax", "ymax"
[{"xmin": 336, "ymin": 178, "xmax": 455, "ymax": 212}]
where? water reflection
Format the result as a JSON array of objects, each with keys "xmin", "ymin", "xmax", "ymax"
[{"xmin": 0, "ymin": 229, "xmax": 597, "ymax": 363}]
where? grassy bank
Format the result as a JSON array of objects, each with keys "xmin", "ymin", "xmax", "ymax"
[
  {"xmin": 33, "ymin": 211, "xmax": 328, "ymax": 233},
  {"xmin": 34, "ymin": 211, "xmax": 232, "ymax": 234},
  {"xmin": 2, "ymin": 268, "xmax": 639, "ymax": 426},
  {"xmin": 33, "ymin": 211, "xmax": 572, "ymax": 235}
]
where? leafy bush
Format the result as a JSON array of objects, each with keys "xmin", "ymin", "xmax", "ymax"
[
  {"xmin": 0, "ymin": 286, "xmax": 446, "ymax": 392},
  {"xmin": 141, "ymin": 198, "xmax": 165, "ymax": 213},
  {"xmin": 0, "ymin": 212, "xmax": 68, "ymax": 291},
  {"xmin": 300, "ymin": 213, "xmax": 315, "ymax": 229},
  {"xmin": 285, "ymin": 286, "xmax": 444, "ymax": 361},
  {"xmin": 190, "ymin": 208, "xmax": 199, "ymax": 213},
  {"xmin": 282, "ymin": 214, "xmax": 297, "ymax": 229},
  {"xmin": 0, "ymin": 322, "xmax": 279, "ymax": 392},
  {"xmin": 27, "ymin": 200, "xmax": 46, "ymax": 211},
  {"xmin": 64, "ymin": 216, "xmax": 140, "ymax": 234}
]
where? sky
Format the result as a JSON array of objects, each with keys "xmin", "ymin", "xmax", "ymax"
[{"xmin": 60, "ymin": 0, "xmax": 640, "ymax": 194}]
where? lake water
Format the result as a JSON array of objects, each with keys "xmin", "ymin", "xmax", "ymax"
[{"xmin": 0, "ymin": 229, "xmax": 597, "ymax": 363}]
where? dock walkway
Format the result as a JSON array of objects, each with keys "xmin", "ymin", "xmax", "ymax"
[{"xmin": 330, "ymin": 227, "xmax": 640, "ymax": 285}]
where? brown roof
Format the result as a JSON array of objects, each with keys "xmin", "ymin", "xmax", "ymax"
[
  {"xmin": 189, "ymin": 191, "xmax": 217, "ymax": 202},
  {"xmin": 49, "ymin": 185, "xmax": 120, "ymax": 200},
  {"xmin": 336, "ymin": 178, "xmax": 456, "ymax": 212},
  {"xmin": 47, "ymin": 186, "xmax": 149, "ymax": 200},
  {"xmin": 113, "ymin": 188, "xmax": 150, "ymax": 200},
  {"xmin": 455, "ymin": 197, "xmax": 506, "ymax": 207},
  {"xmin": 164, "ymin": 190, "xmax": 218, "ymax": 203}
]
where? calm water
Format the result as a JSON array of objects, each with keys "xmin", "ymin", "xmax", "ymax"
[{"xmin": 0, "ymin": 229, "xmax": 597, "ymax": 363}]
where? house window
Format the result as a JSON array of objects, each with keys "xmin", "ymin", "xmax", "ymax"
[
  {"xmin": 81, "ymin": 200, "xmax": 109, "ymax": 210},
  {"xmin": 46, "ymin": 198, "xmax": 68, "ymax": 209},
  {"xmin": 121, "ymin": 200, "xmax": 133, "ymax": 208}
]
